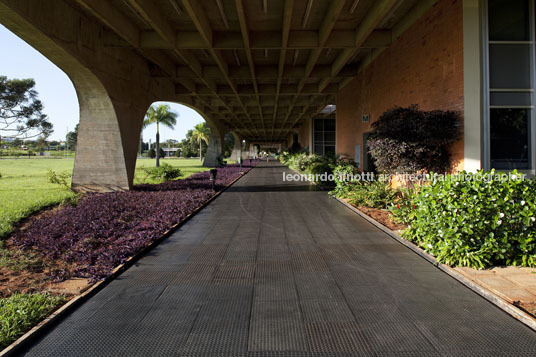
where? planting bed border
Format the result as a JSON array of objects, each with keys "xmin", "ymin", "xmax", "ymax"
[
  {"xmin": 334, "ymin": 196, "xmax": 536, "ymax": 332},
  {"xmin": 0, "ymin": 169, "xmax": 251, "ymax": 357}
]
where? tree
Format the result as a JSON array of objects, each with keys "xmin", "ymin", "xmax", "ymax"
[
  {"xmin": 0, "ymin": 76, "xmax": 53, "ymax": 140},
  {"xmin": 66, "ymin": 124, "xmax": 79, "ymax": 151},
  {"xmin": 189, "ymin": 123, "xmax": 210, "ymax": 161},
  {"xmin": 35, "ymin": 136, "xmax": 47, "ymax": 152},
  {"xmin": 143, "ymin": 104, "xmax": 178, "ymax": 167}
]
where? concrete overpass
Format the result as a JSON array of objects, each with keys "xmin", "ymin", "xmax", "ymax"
[{"xmin": 0, "ymin": 0, "xmax": 438, "ymax": 191}]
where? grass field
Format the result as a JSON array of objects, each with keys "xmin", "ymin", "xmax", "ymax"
[
  {"xmin": 134, "ymin": 157, "xmax": 207, "ymax": 184},
  {"xmin": 0, "ymin": 157, "xmax": 208, "ymax": 238}
]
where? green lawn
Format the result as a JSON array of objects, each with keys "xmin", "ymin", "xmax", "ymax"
[
  {"xmin": 134, "ymin": 157, "xmax": 208, "ymax": 184},
  {"xmin": 0, "ymin": 157, "xmax": 208, "ymax": 239},
  {"xmin": 0, "ymin": 158, "xmax": 76, "ymax": 239}
]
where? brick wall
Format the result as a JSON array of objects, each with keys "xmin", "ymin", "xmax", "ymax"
[{"xmin": 336, "ymin": 0, "xmax": 464, "ymax": 171}]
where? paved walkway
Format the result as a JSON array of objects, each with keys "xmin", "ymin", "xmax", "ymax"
[{"xmin": 22, "ymin": 161, "xmax": 536, "ymax": 356}]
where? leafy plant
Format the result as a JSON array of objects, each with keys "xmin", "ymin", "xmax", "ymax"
[
  {"xmin": 142, "ymin": 163, "xmax": 182, "ymax": 182},
  {"xmin": 346, "ymin": 180, "xmax": 398, "ymax": 209},
  {"xmin": 0, "ymin": 293, "xmax": 65, "ymax": 349},
  {"xmin": 14, "ymin": 160, "xmax": 259, "ymax": 281},
  {"xmin": 46, "ymin": 170, "xmax": 71, "ymax": 188},
  {"xmin": 368, "ymin": 105, "xmax": 461, "ymax": 174},
  {"xmin": 280, "ymin": 151, "xmax": 338, "ymax": 186},
  {"xmin": 392, "ymin": 170, "xmax": 536, "ymax": 268},
  {"xmin": 389, "ymin": 187, "xmax": 417, "ymax": 226},
  {"xmin": 330, "ymin": 160, "xmax": 360, "ymax": 198}
]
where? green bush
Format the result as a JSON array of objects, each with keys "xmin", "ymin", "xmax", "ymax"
[
  {"xmin": 142, "ymin": 163, "xmax": 182, "ymax": 182},
  {"xmin": 0, "ymin": 293, "xmax": 65, "ymax": 349},
  {"xmin": 389, "ymin": 187, "xmax": 417, "ymax": 226},
  {"xmin": 148, "ymin": 148, "xmax": 156, "ymax": 158},
  {"xmin": 46, "ymin": 170, "xmax": 71, "ymax": 188},
  {"xmin": 392, "ymin": 170, "xmax": 536, "ymax": 268},
  {"xmin": 330, "ymin": 160, "xmax": 359, "ymax": 198},
  {"xmin": 280, "ymin": 151, "xmax": 337, "ymax": 186},
  {"xmin": 346, "ymin": 180, "xmax": 398, "ymax": 209}
]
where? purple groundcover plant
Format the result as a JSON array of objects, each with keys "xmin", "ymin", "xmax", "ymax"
[{"xmin": 13, "ymin": 161, "xmax": 258, "ymax": 281}]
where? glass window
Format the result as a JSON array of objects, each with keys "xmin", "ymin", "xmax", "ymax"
[
  {"xmin": 485, "ymin": 0, "xmax": 534, "ymax": 171},
  {"xmin": 325, "ymin": 146, "xmax": 336, "ymax": 155},
  {"xmin": 324, "ymin": 132, "xmax": 336, "ymax": 142},
  {"xmin": 488, "ymin": 0, "xmax": 530, "ymax": 41},
  {"xmin": 490, "ymin": 108, "xmax": 530, "ymax": 169},
  {"xmin": 313, "ymin": 118, "xmax": 336, "ymax": 155},
  {"xmin": 489, "ymin": 44, "xmax": 531, "ymax": 89},
  {"xmin": 490, "ymin": 92, "xmax": 532, "ymax": 106}
]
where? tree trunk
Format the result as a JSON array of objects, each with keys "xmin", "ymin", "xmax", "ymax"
[
  {"xmin": 199, "ymin": 141, "xmax": 202, "ymax": 161},
  {"xmin": 156, "ymin": 122, "xmax": 160, "ymax": 168}
]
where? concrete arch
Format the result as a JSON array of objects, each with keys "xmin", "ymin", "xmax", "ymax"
[
  {"xmin": 163, "ymin": 101, "xmax": 226, "ymax": 167},
  {"xmin": 0, "ymin": 0, "xmax": 159, "ymax": 191}
]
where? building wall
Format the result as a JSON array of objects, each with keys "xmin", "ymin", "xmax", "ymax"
[{"xmin": 337, "ymin": 0, "xmax": 464, "ymax": 171}]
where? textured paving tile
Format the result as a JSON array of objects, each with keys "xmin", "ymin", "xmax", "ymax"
[{"xmin": 20, "ymin": 161, "xmax": 536, "ymax": 356}]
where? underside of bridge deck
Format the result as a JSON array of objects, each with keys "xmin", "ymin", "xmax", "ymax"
[{"xmin": 0, "ymin": 0, "xmax": 438, "ymax": 190}]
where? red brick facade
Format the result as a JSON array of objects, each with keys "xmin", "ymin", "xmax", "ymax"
[{"xmin": 336, "ymin": 0, "xmax": 464, "ymax": 171}]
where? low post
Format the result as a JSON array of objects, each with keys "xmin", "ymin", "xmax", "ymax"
[{"xmin": 209, "ymin": 168, "xmax": 218, "ymax": 190}]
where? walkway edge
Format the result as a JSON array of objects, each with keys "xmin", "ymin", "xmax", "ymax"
[
  {"xmin": 334, "ymin": 196, "xmax": 536, "ymax": 332},
  {"xmin": 0, "ymin": 168, "xmax": 252, "ymax": 357}
]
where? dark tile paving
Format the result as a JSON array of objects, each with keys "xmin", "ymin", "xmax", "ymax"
[{"xmin": 20, "ymin": 161, "xmax": 536, "ymax": 356}]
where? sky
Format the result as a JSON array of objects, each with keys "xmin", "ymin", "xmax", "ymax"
[{"xmin": 0, "ymin": 24, "xmax": 204, "ymax": 142}]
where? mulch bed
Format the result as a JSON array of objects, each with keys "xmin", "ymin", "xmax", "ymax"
[{"xmin": 352, "ymin": 205, "xmax": 407, "ymax": 231}]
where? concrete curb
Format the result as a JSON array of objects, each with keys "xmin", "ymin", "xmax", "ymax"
[
  {"xmin": 0, "ymin": 167, "xmax": 252, "ymax": 357},
  {"xmin": 334, "ymin": 196, "xmax": 536, "ymax": 332}
]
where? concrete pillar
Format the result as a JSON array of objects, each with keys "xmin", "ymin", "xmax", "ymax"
[
  {"xmin": 228, "ymin": 132, "xmax": 243, "ymax": 161},
  {"xmin": 72, "ymin": 84, "xmax": 145, "ymax": 192},
  {"xmin": 203, "ymin": 125, "xmax": 225, "ymax": 167}
]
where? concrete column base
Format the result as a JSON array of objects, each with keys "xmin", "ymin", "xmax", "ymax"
[{"xmin": 203, "ymin": 129, "xmax": 224, "ymax": 167}]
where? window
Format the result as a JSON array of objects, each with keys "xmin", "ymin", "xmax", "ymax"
[
  {"xmin": 313, "ymin": 118, "xmax": 336, "ymax": 155},
  {"xmin": 484, "ymin": 0, "xmax": 535, "ymax": 171}
]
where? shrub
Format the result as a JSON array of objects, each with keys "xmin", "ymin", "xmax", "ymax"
[
  {"xmin": 392, "ymin": 170, "xmax": 536, "ymax": 268},
  {"xmin": 330, "ymin": 160, "xmax": 359, "ymax": 198},
  {"xmin": 142, "ymin": 163, "xmax": 182, "ymax": 182},
  {"xmin": 280, "ymin": 152, "xmax": 337, "ymax": 186},
  {"xmin": 390, "ymin": 187, "xmax": 417, "ymax": 226},
  {"xmin": 148, "ymin": 148, "xmax": 156, "ymax": 158},
  {"xmin": 347, "ymin": 180, "xmax": 398, "ymax": 209},
  {"xmin": 368, "ymin": 105, "xmax": 461, "ymax": 174},
  {"xmin": 46, "ymin": 170, "xmax": 71, "ymax": 188},
  {"xmin": 0, "ymin": 293, "xmax": 65, "ymax": 349}
]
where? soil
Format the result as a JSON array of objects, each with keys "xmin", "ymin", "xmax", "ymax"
[
  {"xmin": 354, "ymin": 206, "xmax": 407, "ymax": 231},
  {"xmin": 0, "ymin": 238, "xmax": 87, "ymax": 298},
  {"xmin": 519, "ymin": 303, "xmax": 536, "ymax": 317}
]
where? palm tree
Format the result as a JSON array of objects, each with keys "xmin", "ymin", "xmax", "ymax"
[
  {"xmin": 143, "ymin": 104, "xmax": 178, "ymax": 167},
  {"xmin": 190, "ymin": 123, "xmax": 210, "ymax": 161}
]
